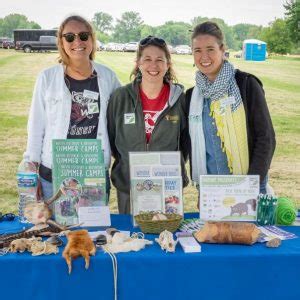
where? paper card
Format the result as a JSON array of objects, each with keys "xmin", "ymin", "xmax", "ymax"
[
  {"xmin": 129, "ymin": 151, "xmax": 180, "ymax": 167},
  {"xmin": 131, "ymin": 178, "xmax": 164, "ymax": 213},
  {"xmin": 164, "ymin": 177, "xmax": 183, "ymax": 215},
  {"xmin": 78, "ymin": 206, "xmax": 111, "ymax": 227},
  {"xmin": 132, "ymin": 165, "xmax": 151, "ymax": 178},
  {"xmin": 178, "ymin": 236, "xmax": 201, "ymax": 253},
  {"xmin": 199, "ymin": 175, "xmax": 259, "ymax": 221},
  {"xmin": 83, "ymin": 89, "xmax": 99, "ymax": 100},
  {"xmin": 152, "ymin": 166, "xmax": 181, "ymax": 177}
]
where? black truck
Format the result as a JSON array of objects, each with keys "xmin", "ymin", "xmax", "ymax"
[{"xmin": 14, "ymin": 29, "xmax": 58, "ymax": 53}]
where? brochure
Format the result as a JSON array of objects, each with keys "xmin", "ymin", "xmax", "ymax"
[
  {"xmin": 131, "ymin": 178, "xmax": 165, "ymax": 214},
  {"xmin": 199, "ymin": 175, "xmax": 259, "ymax": 221},
  {"xmin": 129, "ymin": 151, "xmax": 183, "ymax": 226},
  {"xmin": 258, "ymin": 226, "xmax": 298, "ymax": 242},
  {"xmin": 52, "ymin": 139, "xmax": 108, "ymax": 226}
]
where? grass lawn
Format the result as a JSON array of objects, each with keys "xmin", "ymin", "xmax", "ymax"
[{"xmin": 0, "ymin": 49, "xmax": 299, "ymax": 214}]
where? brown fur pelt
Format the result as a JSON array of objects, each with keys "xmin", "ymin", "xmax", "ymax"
[
  {"xmin": 62, "ymin": 230, "xmax": 96, "ymax": 274},
  {"xmin": 9, "ymin": 238, "xmax": 32, "ymax": 253},
  {"xmin": 193, "ymin": 221, "xmax": 261, "ymax": 245}
]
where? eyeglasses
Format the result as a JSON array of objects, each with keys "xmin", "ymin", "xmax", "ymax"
[
  {"xmin": 0, "ymin": 213, "xmax": 15, "ymax": 222},
  {"xmin": 139, "ymin": 35, "xmax": 166, "ymax": 47},
  {"xmin": 62, "ymin": 32, "xmax": 91, "ymax": 43}
]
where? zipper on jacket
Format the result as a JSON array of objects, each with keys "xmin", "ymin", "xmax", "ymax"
[{"xmin": 148, "ymin": 104, "xmax": 172, "ymax": 148}]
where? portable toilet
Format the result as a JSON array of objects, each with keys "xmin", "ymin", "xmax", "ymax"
[{"xmin": 242, "ymin": 39, "xmax": 267, "ymax": 61}]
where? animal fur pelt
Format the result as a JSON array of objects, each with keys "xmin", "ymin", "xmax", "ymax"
[
  {"xmin": 193, "ymin": 221, "xmax": 260, "ymax": 245},
  {"xmin": 62, "ymin": 230, "xmax": 96, "ymax": 274}
]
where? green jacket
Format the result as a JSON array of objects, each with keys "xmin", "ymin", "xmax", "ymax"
[{"xmin": 107, "ymin": 81, "xmax": 189, "ymax": 193}]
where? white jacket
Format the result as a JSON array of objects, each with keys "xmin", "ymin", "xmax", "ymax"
[{"xmin": 26, "ymin": 61, "xmax": 121, "ymax": 169}]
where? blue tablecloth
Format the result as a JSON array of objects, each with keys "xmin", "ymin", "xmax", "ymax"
[{"xmin": 1, "ymin": 213, "xmax": 300, "ymax": 300}]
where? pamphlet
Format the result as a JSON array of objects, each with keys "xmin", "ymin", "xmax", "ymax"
[
  {"xmin": 258, "ymin": 226, "xmax": 298, "ymax": 242},
  {"xmin": 199, "ymin": 175, "xmax": 259, "ymax": 221},
  {"xmin": 52, "ymin": 139, "xmax": 107, "ymax": 226},
  {"xmin": 131, "ymin": 178, "xmax": 165, "ymax": 213},
  {"xmin": 129, "ymin": 151, "xmax": 183, "ymax": 226}
]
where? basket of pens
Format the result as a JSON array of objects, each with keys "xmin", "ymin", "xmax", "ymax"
[
  {"xmin": 256, "ymin": 194, "xmax": 278, "ymax": 226},
  {"xmin": 134, "ymin": 211, "xmax": 182, "ymax": 234}
]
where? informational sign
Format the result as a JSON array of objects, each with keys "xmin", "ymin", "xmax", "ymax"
[
  {"xmin": 199, "ymin": 175, "xmax": 259, "ymax": 221},
  {"xmin": 52, "ymin": 139, "xmax": 109, "ymax": 226},
  {"xmin": 129, "ymin": 152, "xmax": 183, "ymax": 226}
]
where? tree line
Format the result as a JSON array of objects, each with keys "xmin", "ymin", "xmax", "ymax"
[{"xmin": 0, "ymin": 0, "xmax": 299, "ymax": 54}]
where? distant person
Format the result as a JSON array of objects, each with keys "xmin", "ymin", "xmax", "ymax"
[
  {"xmin": 186, "ymin": 21, "xmax": 275, "ymax": 193},
  {"xmin": 25, "ymin": 15, "xmax": 121, "ymax": 200},
  {"xmin": 107, "ymin": 36, "xmax": 189, "ymax": 214}
]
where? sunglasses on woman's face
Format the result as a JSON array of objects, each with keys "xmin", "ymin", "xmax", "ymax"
[
  {"xmin": 139, "ymin": 35, "xmax": 166, "ymax": 47},
  {"xmin": 62, "ymin": 32, "xmax": 91, "ymax": 43},
  {"xmin": 0, "ymin": 213, "xmax": 15, "ymax": 222}
]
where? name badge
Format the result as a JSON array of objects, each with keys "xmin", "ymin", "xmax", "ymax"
[
  {"xmin": 83, "ymin": 89, "xmax": 99, "ymax": 100},
  {"xmin": 124, "ymin": 113, "xmax": 135, "ymax": 124},
  {"xmin": 88, "ymin": 102, "xmax": 99, "ymax": 114}
]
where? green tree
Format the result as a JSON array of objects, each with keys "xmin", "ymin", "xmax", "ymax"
[
  {"xmin": 95, "ymin": 31, "xmax": 110, "ymax": 44},
  {"xmin": 260, "ymin": 18, "xmax": 292, "ymax": 54},
  {"xmin": 284, "ymin": 0, "xmax": 300, "ymax": 43},
  {"xmin": 233, "ymin": 24, "xmax": 263, "ymax": 49},
  {"xmin": 0, "ymin": 14, "xmax": 40, "ymax": 37},
  {"xmin": 140, "ymin": 24, "xmax": 156, "ymax": 39},
  {"xmin": 156, "ymin": 21, "xmax": 190, "ymax": 45},
  {"xmin": 92, "ymin": 12, "xmax": 113, "ymax": 34},
  {"xmin": 190, "ymin": 16, "xmax": 239, "ymax": 49},
  {"xmin": 113, "ymin": 11, "xmax": 143, "ymax": 43}
]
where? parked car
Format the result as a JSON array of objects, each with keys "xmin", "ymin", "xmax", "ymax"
[
  {"xmin": 174, "ymin": 45, "xmax": 192, "ymax": 55},
  {"xmin": 104, "ymin": 42, "xmax": 123, "ymax": 52},
  {"xmin": 123, "ymin": 42, "xmax": 138, "ymax": 52},
  {"xmin": 15, "ymin": 35, "xmax": 57, "ymax": 53},
  {"xmin": 2, "ymin": 39, "xmax": 15, "ymax": 49},
  {"xmin": 0, "ymin": 37, "xmax": 11, "ymax": 48},
  {"xmin": 234, "ymin": 51, "xmax": 242, "ymax": 58},
  {"xmin": 167, "ymin": 45, "xmax": 176, "ymax": 54},
  {"xmin": 96, "ymin": 40, "xmax": 105, "ymax": 51}
]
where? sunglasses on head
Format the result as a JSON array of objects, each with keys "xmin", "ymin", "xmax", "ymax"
[
  {"xmin": 139, "ymin": 35, "xmax": 166, "ymax": 47},
  {"xmin": 62, "ymin": 32, "xmax": 91, "ymax": 43},
  {"xmin": 0, "ymin": 213, "xmax": 15, "ymax": 222}
]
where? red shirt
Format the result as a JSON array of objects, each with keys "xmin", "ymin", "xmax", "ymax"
[{"xmin": 140, "ymin": 84, "xmax": 170, "ymax": 143}]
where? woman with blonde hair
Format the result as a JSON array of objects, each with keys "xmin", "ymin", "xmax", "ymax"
[
  {"xmin": 107, "ymin": 36, "xmax": 189, "ymax": 214},
  {"xmin": 25, "ymin": 15, "xmax": 120, "ymax": 200}
]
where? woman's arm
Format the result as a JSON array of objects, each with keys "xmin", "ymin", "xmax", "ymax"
[
  {"xmin": 246, "ymin": 76, "xmax": 276, "ymax": 179},
  {"xmin": 107, "ymin": 92, "xmax": 118, "ymax": 159},
  {"xmin": 26, "ymin": 71, "xmax": 47, "ymax": 163}
]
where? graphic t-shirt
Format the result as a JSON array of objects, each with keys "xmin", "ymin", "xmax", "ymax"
[
  {"xmin": 66, "ymin": 71, "xmax": 100, "ymax": 139},
  {"xmin": 140, "ymin": 83, "xmax": 170, "ymax": 143}
]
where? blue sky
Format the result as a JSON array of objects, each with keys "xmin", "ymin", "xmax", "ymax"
[{"xmin": 0, "ymin": 0, "xmax": 286, "ymax": 28}]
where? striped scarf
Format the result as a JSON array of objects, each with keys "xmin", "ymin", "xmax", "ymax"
[{"xmin": 189, "ymin": 60, "xmax": 249, "ymax": 183}]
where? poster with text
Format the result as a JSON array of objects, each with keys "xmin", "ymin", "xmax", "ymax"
[
  {"xmin": 199, "ymin": 175, "xmax": 259, "ymax": 221},
  {"xmin": 52, "ymin": 139, "xmax": 107, "ymax": 226}
]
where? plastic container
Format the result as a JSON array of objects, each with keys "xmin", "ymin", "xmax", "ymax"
[
  {"xmin": 17, "ymin": 154, "xmax": 38, "ymax": 223},
  {"xmin": 256, "ymin": 194, "xmax": 277, "ymax": 226}
]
